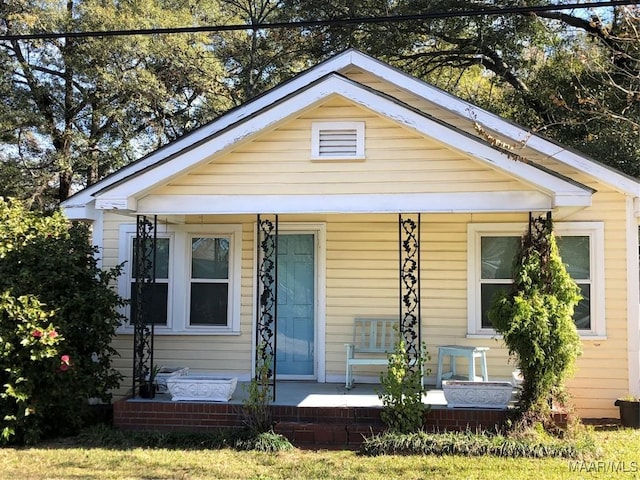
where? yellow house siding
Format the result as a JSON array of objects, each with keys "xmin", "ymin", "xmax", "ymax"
[{"xmin": 152, "ymin": 98, "xmax": 528, "ymax": 198}]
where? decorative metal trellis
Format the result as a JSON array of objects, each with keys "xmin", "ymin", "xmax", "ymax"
[
  {"xmin": 255, "ymin": 214, "xmax": 278, "ymax": 401},
  {"xmin": 529, "ymin": 211, "xmax": 553, "ymax": 239},
  {"xmin": 132, "ymin": 215, "xmax": 157, "ymax": 397},
  {"xmin": 528, "ymin": 211, "xmax": 554, "ymax": 286},
  {"xmin": 399, "ymin": 213, "xmax": 422, "ymax": 373}
]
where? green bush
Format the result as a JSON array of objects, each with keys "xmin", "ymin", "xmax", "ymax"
[
  {"xmin": 377, "ymin": 332, "xmax": 429, "ymax": 433},
  {"xmin": 488, "ymin": 217, "xmax": 582, "ymax": 421},
  {"xmin": 0, "ymin": 198, "xmax": 125, "ymax": 444}
]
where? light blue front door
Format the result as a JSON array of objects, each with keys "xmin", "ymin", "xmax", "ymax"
[{"xmin": 277, "ymin": 234, "xmax": 315, "ymax": 377}]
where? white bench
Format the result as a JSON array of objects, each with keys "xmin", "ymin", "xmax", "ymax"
[{"xmin": 345, "ymin": 317, "xmax": 397, "ymax": 389}]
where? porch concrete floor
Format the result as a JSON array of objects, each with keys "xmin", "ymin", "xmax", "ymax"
[{"xmin": 148, "ymin": 382, "xmax": 448, "ymax": 408}]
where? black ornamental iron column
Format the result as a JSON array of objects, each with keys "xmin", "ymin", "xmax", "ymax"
[
  {"xmin": 255, "ymin": 214, "xmax": 278, "ymax": 401},
  {"xmin": 399, "ymin": 214, "xmax": 422, "ymax": 375},
  {"xmin": 132, "ymin": 215, "xmax": 157, "ymax": 397}
]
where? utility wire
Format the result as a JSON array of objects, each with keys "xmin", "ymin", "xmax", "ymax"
[{"xmin": 0, "ymin": 0, "xmax": 635, "ymax": 41}]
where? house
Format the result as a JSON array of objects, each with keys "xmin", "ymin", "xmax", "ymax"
[{"xmin": 61, "ymin": 49, "xmax": 640, "ymax": 419}]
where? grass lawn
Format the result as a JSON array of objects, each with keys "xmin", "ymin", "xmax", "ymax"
[{"xmin": 0, "ymin": 427, "xmax": 638, "ymax": 480}]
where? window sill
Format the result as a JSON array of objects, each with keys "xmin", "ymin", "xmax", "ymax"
[
  {"xmin": 117, "ymin": 327, "xmax": 241, "ymax": 336},
  {"xmin": 466, "ymin": 332, "xmax": 607, "ymax": 341}
]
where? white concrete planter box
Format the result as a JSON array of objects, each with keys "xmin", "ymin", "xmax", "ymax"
[
  {"xmin": 166, "ymin": 376, "xmax": 238, "ymax": 402},
  {"xmin": 442, "ymin": 381, "xmax": 514, "ymax": 409},
  {"xmin": 155, "ymin": 366, "xmax": 189, "ymax": 394}
]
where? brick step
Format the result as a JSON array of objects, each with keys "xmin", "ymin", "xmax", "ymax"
[{"xmin": 274, "ymin": 421, "xmax": 381, "ymax": 449}]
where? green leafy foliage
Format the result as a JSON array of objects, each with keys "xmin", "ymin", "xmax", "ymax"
[
  {"xmin": 242, "ymin": 343, "xmax": 274, "ymax": 434},
  {"xmin": 359, "ymin": 428, "xmax": 597, "ymax": 458},
  {"xmin": 0, "ymin": 198, "xmax": 125, "ymax": 444},
  {"xmin": 488, "ymin": 218, "xmax": 582, "ymax": 422},
  {"xmin": 0, "ymin": 293, "xmax": 62, "ymax": 444},
  {"xmin": 377, "ymin": 331, "xmax": 430, "ymax": 434}
]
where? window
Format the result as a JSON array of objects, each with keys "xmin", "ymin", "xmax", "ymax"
[
  {"xmin": 468, "ymin": 222, "xmax": 605, "ymax": 337},
  {"xmin": 190, "ymin": 237, "xmax": 230, "ymax": 326},
  {"xmin": 119, "ymin": 224, "xmax": 241, "ymax": 334},
  {"xmin": 130, "ymin": 237, "xmax": 171, "ymax": 326},
  {"xmin": 311, "ymin": 122, "xmax": 365, "ymax": 160}
]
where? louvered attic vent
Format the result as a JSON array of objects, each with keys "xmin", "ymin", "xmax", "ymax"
[{"xmin": 311, "ymin": 122, "xmax": 365, "ymax": 160}]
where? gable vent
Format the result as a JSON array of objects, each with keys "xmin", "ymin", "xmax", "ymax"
[{"xmin": 311, "ymin": 122, "xmax": 365, "ymax": 160}]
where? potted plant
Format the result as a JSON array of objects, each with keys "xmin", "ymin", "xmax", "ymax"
[
  {"xmin": 615, "ymin": 395, "xmax": 640, "ymax": 428},
  {"xmin": 139, "ymin": 365, "xmax": 160, "ymax": 399}
]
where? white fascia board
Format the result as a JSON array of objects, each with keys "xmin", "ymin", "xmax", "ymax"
[
  {"xmin": 101, "ymin": 75, "xmax": 591, "ymax": 207},
  {"xmin": 346, "ymin": 53, "xmax": 640, "ymax": 196},
  {"xmin": 138, "ymin": 191, "xmax": 553, "ymax": 215},
  {"xmin": 94, "ymin": 196, "xmax": 137, "ymax": 211},
  {"xmin": 61, "ymin": 199, "xmax": 97, "ymax": 221}
]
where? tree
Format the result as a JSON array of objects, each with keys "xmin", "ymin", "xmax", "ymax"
[
  {"xmin": 488, "ymin": 216, "xmax": 582, "ymax": 425},
  {"xmin": 1, "ymin": 0, "xmax": 230, "ymax": 205},
  {"xmin": 281, "ymin": 1, "xmax": 639, "ymax": 177},
  {"xmin": 0, "ymin": 198, "xmax": 125, "ymax": 443}
]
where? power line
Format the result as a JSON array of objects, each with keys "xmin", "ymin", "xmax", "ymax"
[{"xmin": 0, "ymin": 0, "xmax": 635, "ymax": 41}]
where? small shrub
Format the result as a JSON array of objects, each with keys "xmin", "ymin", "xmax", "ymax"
[
  {"xmin": 234, "ymin": 430, "xmax": 293, "ymax": 452},
  {"xmin": 359, "ymin": 429, "xmax": 598, "ymax": 459},
  {"xmin": 377, "ymin": 331, "xmax": 429, "ymax": 433},
  {"xmin": 243, "ymin": 343, "xmax": 274, "ymax": 434}
]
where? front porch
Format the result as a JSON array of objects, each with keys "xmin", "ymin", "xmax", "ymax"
[{"xmin": 113, "ymin": 382, "xmax": 529, "ymax": 448}]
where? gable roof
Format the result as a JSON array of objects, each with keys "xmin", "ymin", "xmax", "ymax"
[{"xmin": 62, "ymin": 49, "xmax": 637, "ymax": 220}]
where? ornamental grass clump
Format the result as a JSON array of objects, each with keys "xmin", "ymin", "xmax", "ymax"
[{"xmin": 488, "ymin": 216, "xmax": 582, "ymax": 426}]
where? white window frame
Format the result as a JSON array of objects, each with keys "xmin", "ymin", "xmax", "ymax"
[
  {"xmin": 118, "ymin": 223, "xmax": 242, "ymax": 335},
  {"xmin": 467, "ymin": 222, "xmax": 605, "ymax": 339},
  {"xmin": 187, "ymin": 234, "xmax": 232, "ymax": 330},
  {"xmin": 311, "ymin": 121, "xmax": 365, "ymax": 160}
]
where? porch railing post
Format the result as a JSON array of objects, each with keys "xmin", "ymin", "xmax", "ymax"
[
  {"xmin": 255, "ymin": 214, "xmax": 278, "ymax": 401},
  {"xmin": 132, "ymin": 214, "xmax": 157, "ymax": 397},
  {"xmin": 399, "ymin": 213, "xmax": 422, "ymax": 379}
]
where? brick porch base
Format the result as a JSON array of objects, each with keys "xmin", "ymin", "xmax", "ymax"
[{"xmin": 113, "ymin": 399, "xmax": 520, "ymax": 448}]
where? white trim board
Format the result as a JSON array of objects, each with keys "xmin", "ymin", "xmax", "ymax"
[{"xmin": 136, "ymin": 191, "xmax": 573, "ymax": 215}]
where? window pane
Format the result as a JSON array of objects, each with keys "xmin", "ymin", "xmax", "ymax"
[
  {"xmin": 574, "ymin": 284, "xmax": 591, "ymax": 330},
  {"xmin": 190, "ymin": 283, "xmax": 228, "ymax": 326},
  {"xmin": 192, "ymin": 238, "xmax": 229, "ymax": 279},
  {"xmin": 481, "ymin": 283, "xmax": 511, "ymax": 328},
  {"xmin": 133, "ymin": 238, "xmax": 170, "ymax": 279},
  {"xmin": 557, "ymin": 236, "xmax": 590, "ymax": 280},
  {"xmin": 481, "ymin": 236, "xmax": 519, "ymax": 279},
  {"xmin": 130, "ymin": 283, "xmax": 168, "ymax": 325}
]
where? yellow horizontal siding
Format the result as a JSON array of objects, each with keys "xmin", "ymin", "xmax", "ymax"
[{"xmin": 153, "ymin": 98, "xmax": 527, "ymax": 197}]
